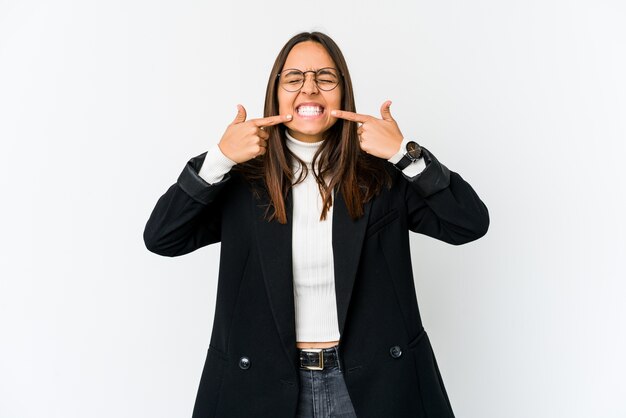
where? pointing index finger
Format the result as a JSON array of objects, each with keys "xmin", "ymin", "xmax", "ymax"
[
  {"xmin": 330, "ymin": 110, "xmax": 371, "ymax": 123},
  {"xmin": 251, "ymin": 114, "xmax": 293, "ymax": 127}
]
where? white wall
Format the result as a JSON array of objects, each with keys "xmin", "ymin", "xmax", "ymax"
[{"xmin": 1, "ymin": 0, "xmax": 624, "ymax": 417}]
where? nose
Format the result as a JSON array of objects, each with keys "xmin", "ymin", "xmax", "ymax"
[{"xmin": 300, "ymin": 73, "xmax": 319, "ymax": 95}]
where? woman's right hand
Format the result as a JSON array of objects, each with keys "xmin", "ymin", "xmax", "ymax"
[{"xmin": 218, "ymin": 104, "xmax": 292, "ymax": 164}]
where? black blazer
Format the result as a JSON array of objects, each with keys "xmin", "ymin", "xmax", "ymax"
[{"xmin": 144, "ymin": 148, "xmax": 489, "ymax": 418}]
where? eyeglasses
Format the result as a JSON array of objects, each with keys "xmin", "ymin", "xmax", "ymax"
[{"xmin": 277, "ymin": 67, "xmax": 342, "ymax": 92}]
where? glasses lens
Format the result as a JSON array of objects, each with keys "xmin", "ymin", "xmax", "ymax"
[
  {"xmin": 315, "ymin": 68, "xmax": 340, "ymax": 91},
  {"xmin": 279, "ymin": 68, "xmax": 341, "ymax": 92},
  {"xmin": 280, "ymin": 69, "xmax": 305, "ymax": 92}
]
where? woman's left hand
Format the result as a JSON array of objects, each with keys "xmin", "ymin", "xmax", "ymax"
[{"xmin": 331, "ymin": 100, "xmax": 403, "ymax": 159}]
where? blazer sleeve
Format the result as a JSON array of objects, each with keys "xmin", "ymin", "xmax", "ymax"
[
  {"xmin": 401, "ymin": 147, "xmax": 490, "ymax": 245},
  {"xmin": 143, "ymin": 152, "xmax": 230, "ymax": 257}
]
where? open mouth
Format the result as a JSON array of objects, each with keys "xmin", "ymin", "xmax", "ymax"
[{"xmin": 296, "ymin": 104, "xmax": 325, "ymax": 118}]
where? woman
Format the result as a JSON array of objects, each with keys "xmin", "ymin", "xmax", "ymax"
[{"xmin": 144, "ymin": 31, "xmax": 489, "ymax": 418}]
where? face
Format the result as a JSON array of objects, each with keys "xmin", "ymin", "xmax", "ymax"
[{"xmin": 277, "ymin": 41, "xmax": 342, "ymax": 143}]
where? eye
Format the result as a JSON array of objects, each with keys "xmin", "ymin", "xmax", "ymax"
[
  {"xmin": 317, "ymin": 69, "xmax": 338, "ymax": 79},
  {"xmin": 282, "ymin": 72, "xmax": 304, "ymax": 84}
]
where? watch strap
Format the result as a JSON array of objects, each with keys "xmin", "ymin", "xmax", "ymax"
[
  {"xmin": 392, "ymin": 140, "xmax": 422, "ymax": 170},
  {"xmin": 394, "ymin": 154, "xmax": 414, "ymax": 170}
]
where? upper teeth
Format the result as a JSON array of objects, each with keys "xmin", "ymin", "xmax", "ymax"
[{"xmin": 298, "ymin": 105, "xmax": 323, "ymax": 115}]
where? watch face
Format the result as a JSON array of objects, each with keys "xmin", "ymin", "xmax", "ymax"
[{"xmin": 406, "ymin": 141, "xmax": 421, "ymax": 159}]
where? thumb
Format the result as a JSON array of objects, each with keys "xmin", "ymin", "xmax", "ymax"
[
  {"xmin": 380, "ymin": 100, "xmax": 394, "ymax": 121},
  {"xmin": 231, "ymin": 104, "xmax": 247, "ymax": 124}
]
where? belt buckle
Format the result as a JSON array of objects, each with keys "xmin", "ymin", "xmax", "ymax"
[{"xmin": 301, "ymin": 348, "xmax": 324, "ymax": 370}]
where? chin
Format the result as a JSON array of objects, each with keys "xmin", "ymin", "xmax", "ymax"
[
  {"xmin": 298, "ymin": 128, "xmax": 325, "ymax": 136},
  {"xmin": 290, "ymin": 120, "xmax": 335, "ymax": 136},
  {"xmin": 288, "ymin": 124, "xmax": 325, "ymax": 137}
]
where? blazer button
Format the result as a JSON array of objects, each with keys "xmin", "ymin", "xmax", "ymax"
[
  {"xmin": 238, "ymin": 356, "xmax": 251, "ymax": 370},
  {"xmin": 389, "ymin": 345, "xmax": 403, "ymax": 359}
]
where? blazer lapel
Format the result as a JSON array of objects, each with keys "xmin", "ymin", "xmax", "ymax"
[
  {"xmin": 253, "ymin": 191, "xmax": 298, "ymax": 369},
  {"xmin": 333, "ymin": 190, "xmax": 371, "ymax": 338}
]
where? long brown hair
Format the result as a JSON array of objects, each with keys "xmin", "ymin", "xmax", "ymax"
[{"xmin": 236, "ymin": 31, "xmax": 390, "ymax": 224}]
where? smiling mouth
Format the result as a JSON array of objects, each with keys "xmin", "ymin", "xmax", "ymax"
[{"xmin": 296, "ymin": 105, "xmax": 325, "ymax": 118}]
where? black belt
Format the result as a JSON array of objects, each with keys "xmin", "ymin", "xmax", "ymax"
[{"xmin": 299, "ymin": 346, "xmax": 339, "ymax": 370}]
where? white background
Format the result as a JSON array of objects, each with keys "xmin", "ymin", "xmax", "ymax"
[{"xmin": 1, "ymin": 0, "xmax": 625, "ymax": 417}]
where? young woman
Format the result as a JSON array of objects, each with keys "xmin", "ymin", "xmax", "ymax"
[{"xmin": 144, "ymin": 31, "xmax": 489, "ymax": 418}]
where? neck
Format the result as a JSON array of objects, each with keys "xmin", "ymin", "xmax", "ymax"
[
  {"xmin": 286, "ymin": 128, "xmax": 323, "ymax": 144},
  {"xmin": 285, "ymin": 130, "xmax": 323, "ymax": 165}
]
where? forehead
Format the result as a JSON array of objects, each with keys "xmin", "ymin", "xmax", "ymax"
[{"xmin": 282, "ymin": 41, "xmax": 336, "ymax": 71}]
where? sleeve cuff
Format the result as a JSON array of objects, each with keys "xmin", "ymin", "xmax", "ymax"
[
  {"xmin": 177, "ymin": 152, "xmax": 232, "ymax": 205},
  {"xmin": 402, "ymin": 147, "xmax": 451, "ymax": 197},
  {"xmin": 198, "ymin": 143, "xmax": 237, "ymax": 184}
]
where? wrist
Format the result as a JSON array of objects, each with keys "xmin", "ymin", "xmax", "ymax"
[
  {"xmin": 217, "ymin": 142, "xmax": 239, "ymax": 164},
  {"xmin": 213, "ymin": 142, "xmax": 238, "ymax": 167},
  {"xmin": 388, "ymin": 138, "xmax": 423, "ymax": 170}
]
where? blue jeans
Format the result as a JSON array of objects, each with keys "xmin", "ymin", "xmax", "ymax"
[{"xmin": 296, "ymin": 349, "xmax": 357, "ymax": 418}]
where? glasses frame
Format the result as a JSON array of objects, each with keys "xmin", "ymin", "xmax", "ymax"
[{"xmin": 277, "ymin": 67, "xmax": 343, "ymax": 92}]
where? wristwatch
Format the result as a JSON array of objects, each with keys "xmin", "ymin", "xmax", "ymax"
[{"xmin": 393, "ymin": 140, "xmax": 423, "ymax": 170}]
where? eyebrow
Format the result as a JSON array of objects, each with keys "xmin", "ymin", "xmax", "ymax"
[{"xmin": 283, "ymin": 69, "xmax": 304, "ymax": 74}]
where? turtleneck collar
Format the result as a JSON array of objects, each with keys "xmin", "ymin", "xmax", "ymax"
[{"xmin": 285, "ymin": 129, "xmax": 323, "ymax": 166}]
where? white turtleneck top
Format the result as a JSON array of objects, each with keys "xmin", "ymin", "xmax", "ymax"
[
  {"xmin": 197, "ymin": 130, "xmax": 426, "ymax": 342},
  {"xmin": 283, "ymin": 131, "xmax": 340, "ymax": 341}
]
